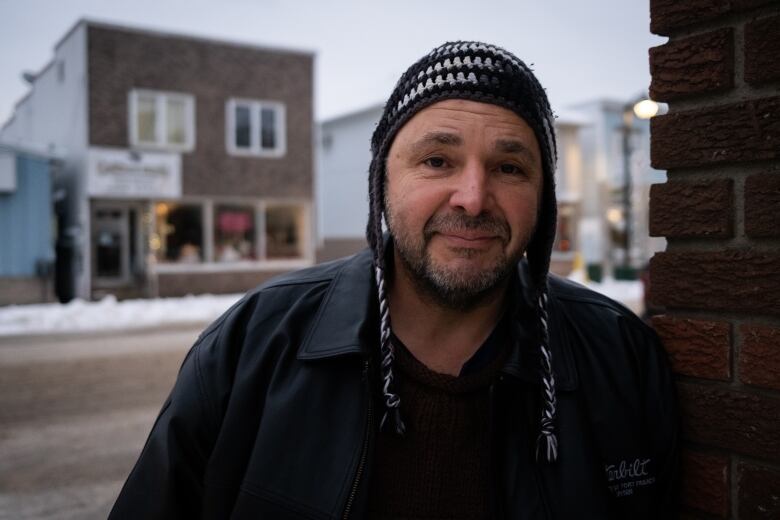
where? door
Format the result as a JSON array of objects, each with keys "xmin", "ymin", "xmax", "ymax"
[{"xmin": 92, "ymin": 204, "xmax": 131, "ymax": 287}]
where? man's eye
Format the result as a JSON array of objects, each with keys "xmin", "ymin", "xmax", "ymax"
[
  {"xmin": 424, "ymin": 157, "xmax": 446, "ymax": 168},
  {"xmin": 499, "ymin": 163, "xmax": 523, "ymax": 175}
]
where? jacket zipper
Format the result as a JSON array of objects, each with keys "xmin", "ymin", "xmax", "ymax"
[{"xmin": 343, "ymin": 359, "xmax": 372, "ymax": 520}]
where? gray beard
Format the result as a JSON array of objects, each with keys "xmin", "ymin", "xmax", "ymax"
[{"xmin": 390, "ymin": 213, "xmax": 518, "ymax": 312}]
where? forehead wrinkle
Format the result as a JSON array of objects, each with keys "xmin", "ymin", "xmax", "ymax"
[{"xmin": 407, "ymin": 131, "xmax": 462, "ymax": 156}]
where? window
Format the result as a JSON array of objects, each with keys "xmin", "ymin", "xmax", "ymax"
[
  {"xmin": 150, "ymin": 199, "xmax": 309, "ymax": 269},
  {"xmin": 226, "ymin": 99, "xmax": 286, "ymax": 157},
  {"xmin": 153, "ymin": 202, "xmax": 204, "ymax": 264},
  {"xmin": 129, "ymin": 90, "xmax": 195, "ymax": 151},
  {"xmin": 214, "ymin": 204, "xmax": 257, "ymax": 262},
  {"xmin": 265, "ymin": 204, "xmax": 305, "ymax": 259}
]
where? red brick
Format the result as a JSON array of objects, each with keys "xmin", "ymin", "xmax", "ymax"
[
  {"xmin": 681, "ymin": 450, "xmax": 730, "ymax": 518},
  {"xmin": 740, "ymin": 323, "xmax": 780, "ymax": 391},
  {"xmin": 738, "ymin": 462, "xmax": 780, "ymax": 519},
  {"xmin": 650, "ymin": 251, "xmax": 780, "ymax": 315},
  {"xmin": 652, "ymin": 316, "xmax": 731, "ymax": 380},
  {"xmin": 650, "ymin": 0, "xmax": 730, "ymax": 36},
  {"xmin": 745, "ymin": 15, "xmax": 780, "ymax": 86},
  {"xmin": 649, "ymin": 180, "xmax": 733, "ymax": 238},
  {"xmin": 745, "ymin": 173, "xmax": 780, "ymax": 238},
  {"xmin": 87, "ymin": 25, "xmax": 314, "ymax": 200},
  {"xmin": 650, "ymin": 29, "xmax": 734, "ymax": 101},
  {"xmin": 651, "ymin": 97, "xmax": 780, "ymax": 169},
  {"xmin": 677, "ymin": 382, "xmax": 780, "ymax": 461}
]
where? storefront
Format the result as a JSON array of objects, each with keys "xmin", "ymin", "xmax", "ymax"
[{"xmin": 85, "ymin": 147, "xmax": 312, "ymax": 299}]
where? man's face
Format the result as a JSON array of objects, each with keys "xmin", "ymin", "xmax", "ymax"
[{"xmin": 385, "ymin": 99, "xmax": 543, "ymax": 310}]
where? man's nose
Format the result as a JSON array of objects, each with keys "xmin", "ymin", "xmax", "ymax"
[{"xmin": 448, "ymin": 161, "xmax": 492, "ymax": 216}]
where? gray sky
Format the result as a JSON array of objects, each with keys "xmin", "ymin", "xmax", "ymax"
[{"xmin": 0, "ymin": 0, "xmax": 665, "ymax": 123}]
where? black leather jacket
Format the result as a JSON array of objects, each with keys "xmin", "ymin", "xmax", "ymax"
[{"xmin": 109, "ymin": 248, "xmax": 678, "ymax": 519}]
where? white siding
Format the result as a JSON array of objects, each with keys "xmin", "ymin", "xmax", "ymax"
[{"xmin": 316, "ymin": 106, "xmax": 381, "ymax": 242}]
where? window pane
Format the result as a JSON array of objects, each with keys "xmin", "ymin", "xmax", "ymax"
[
  {"xmin": 266, "ymin": 205, "xmax": 304, "ymax": 259},
  {"xmin": 214, "ymin": 205, "xmax": 256, "ymax": 262},
  {"xmin": 260, "ymin": 107, "xmax": 276, "ymax": 150},
  {"xmin": 235, "ymin": 105, "xmax": 251, "ymax": 148},
  {"xmin": 166, "ymin": 97, "xmax": 187, "ymax": 145},
  {"xmin": 137, "ymin": 95, "xmax": 156, "ymax": 143},
  {"xmin": 154, "ymin": 203, "xmax": 203, "ymax": 264}
]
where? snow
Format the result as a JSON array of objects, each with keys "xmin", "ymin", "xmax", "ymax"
[
  {"xmin": 0, "ymin": 274, "xmax": 645, "ymax": 337},
  {"xmin": 567, "ymin": 270, "xmax": 645, "ymax": 316},
  {"xmin": 0, "ymin": 293, "xmax": 243, "ymax": 337}
]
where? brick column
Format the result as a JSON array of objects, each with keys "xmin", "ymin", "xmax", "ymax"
[{"xmin": 648, "ymin": 1, "xmax": 780, "ymax": 518}]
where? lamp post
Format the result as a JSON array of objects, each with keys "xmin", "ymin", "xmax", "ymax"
[{"xmin": 617, "ymin": 95, "xmax": 659, "ymax": 277}]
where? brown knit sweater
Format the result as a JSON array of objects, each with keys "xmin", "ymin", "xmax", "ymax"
[{"xmin": 366, "ymin": 332, "xmax": 509, "ymax": 520}]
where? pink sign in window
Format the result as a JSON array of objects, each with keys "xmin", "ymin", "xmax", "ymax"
[{"xmin": 218, "ymin": 211, "xmax": 252, "ymax": 233}]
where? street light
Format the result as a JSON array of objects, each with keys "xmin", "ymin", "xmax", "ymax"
[
  {"xmin": 617, "ymin": 95, "xmax": 660, "ymax": 278},
  {"xmin": 633, "ymin": 99, "xmax": 660, "ymax": 120}
]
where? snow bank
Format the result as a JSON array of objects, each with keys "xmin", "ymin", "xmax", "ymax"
[
  {"xmin": 0, "ymin": 293, "xmax": 242, "ymax": 336},
  {"xmin": 0, "ymin": 273, "xmax": 645, "ymax": 337},
  {"xmin": 567, "ymin": 270, "xmax": 645, "ymax": 315}
]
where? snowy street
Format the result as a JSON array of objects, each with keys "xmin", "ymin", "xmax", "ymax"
[{"xmin": 0, "ymin": 326, "xmax": 200, "ymax": 520}]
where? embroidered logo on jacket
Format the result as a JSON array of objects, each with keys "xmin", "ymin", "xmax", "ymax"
[{"xmin": 604, "ymin": 458, "xmax": 655, "ymax": 497}]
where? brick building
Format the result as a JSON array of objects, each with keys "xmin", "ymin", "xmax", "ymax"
[
  {"xmin": 647, "ymin": 1, "xmax": 780, "ymax": 518},
  {"xmin": 0, "ymin": 20, "xmax": 315, "ymax": 300}
]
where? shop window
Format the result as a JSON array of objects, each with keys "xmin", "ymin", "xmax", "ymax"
[
  {"xmin": 214, "ymin": 204, "xmax": 257, "ymax": 262},
  {"xmin": 265, "ymin": 205, "xmax": 305, "ymax": 259},
  {"xmin": 129, "ymin": 89, "xmax": 195, "ymax": 151},
  {"xmin": 153, "ymin": 202, "xmax": 203, "ymax": 264},
  {"xmin": 226, "ymin": 99, "xmax": 286, "ymax": 157}
]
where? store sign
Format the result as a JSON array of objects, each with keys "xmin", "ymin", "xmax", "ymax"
[{"xmin": 87, "ymin": 147, "xmax": 181, "ymax": 198}]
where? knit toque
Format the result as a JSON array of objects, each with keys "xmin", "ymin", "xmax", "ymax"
[{"xmin": 366, "ymin": 41, "xmax": 559, "ymax": 462}]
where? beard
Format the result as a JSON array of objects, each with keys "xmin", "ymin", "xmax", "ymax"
[{"xmin": 388, "ymin": 209, "xmax": 527, "ymax": 312}]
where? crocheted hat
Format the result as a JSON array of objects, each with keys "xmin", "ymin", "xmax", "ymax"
[{"xmin": 366, "ymin": 41, "xmax": 559, "ymax": 462}]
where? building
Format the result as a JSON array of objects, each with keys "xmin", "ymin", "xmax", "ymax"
[
  {"xmin": 315, "ymin": 104, "xmax": 379, "ymax": 262},
  {"xmin": 0, "ymin": 20, "xmax": 315, "ymax": 301},
  {"xmin": 0, "ymin": 143, "xmax": 60, "ymax": 305},
  {"xmin": 316, "ymin": 99, "xmax": 666, "ymax": 279},
  {"xmin": 572, "ymin": 99, "xmax": 667, "ymax": 279}
]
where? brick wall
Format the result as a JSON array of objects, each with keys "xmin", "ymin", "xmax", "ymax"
[
  {"xmin": 648, "ymin": 1, "xmax": 780, "ymax": 518},
  {"xmin": 87, "ymin": 24, "xmax": 314, "ymax": 199}
]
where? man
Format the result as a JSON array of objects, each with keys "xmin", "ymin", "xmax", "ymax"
[{"xmin": 110, "ymin": 42, "xmax": 678, "ymax": 519}]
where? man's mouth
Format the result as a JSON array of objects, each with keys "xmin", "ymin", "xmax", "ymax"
[{"xmin": 436, "ymin": 231, "xmax": 501, "ymax": 248}]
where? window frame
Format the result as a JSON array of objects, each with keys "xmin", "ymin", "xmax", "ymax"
[
  {"xmin": 225, "ymin": 98, "xmax": 286, "ymax": 158},
  {"xmin": 128, "ymin": 89, "xmax": 196, "ymax": 152},
  {"xmin": 150, "ymin": 196, "xmax": 311, "ymax": 274}
]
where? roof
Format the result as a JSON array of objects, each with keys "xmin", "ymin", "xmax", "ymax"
[
  {"xmin": 0, "ymin": 140, "xmax": 66, "ymax": 161},
  {"xmin": 320, "ymin": 102, "xmax": 385, "ymax": 126},
  {"xmin": 55, "ymin": 18, "xmax": 316, "ymax": 57}
]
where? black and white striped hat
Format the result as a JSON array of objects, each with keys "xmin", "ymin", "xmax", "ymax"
[{"xmin": 366, "ymin": 41, "xmax": 559, "ymax": 462}]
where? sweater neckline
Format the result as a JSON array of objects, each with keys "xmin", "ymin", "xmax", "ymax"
[{"xmin": 390, "ymin": 322, "xmax": 510, "ymax": 394}]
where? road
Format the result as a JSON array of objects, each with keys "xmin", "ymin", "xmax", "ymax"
[{"xmin": 0, "ymin": 325, "xmax": 204, "ymax": 520}]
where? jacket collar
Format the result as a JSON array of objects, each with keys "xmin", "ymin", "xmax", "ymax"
[
  {"xmin": 297, "ymin": 248, "xmax": 377, "ymax": 360},
  {"xmin": 296, "ymin": 246, "xmax": 578, "ymax": 391}
]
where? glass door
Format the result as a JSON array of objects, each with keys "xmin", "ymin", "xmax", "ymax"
[{"xmin": 92, "ymin": 204, "xmax": 130, "ymax": 286}]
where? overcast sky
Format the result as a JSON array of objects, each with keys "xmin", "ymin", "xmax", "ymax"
[{"xmin": 0, "ymin": 0, "xmax": 665, "ymax": 123}]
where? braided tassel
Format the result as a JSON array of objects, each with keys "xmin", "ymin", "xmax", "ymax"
[
  {"xmin": 375, "ymin": 264, "xmax": 405, "ymax": 435},
  {"xmin": 535, "ymin": 288, "xmax": 558, "ymax": 462},
  {"xmin": 366, "ymin": 155, "xmax": 405, "ymax": 436}
]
